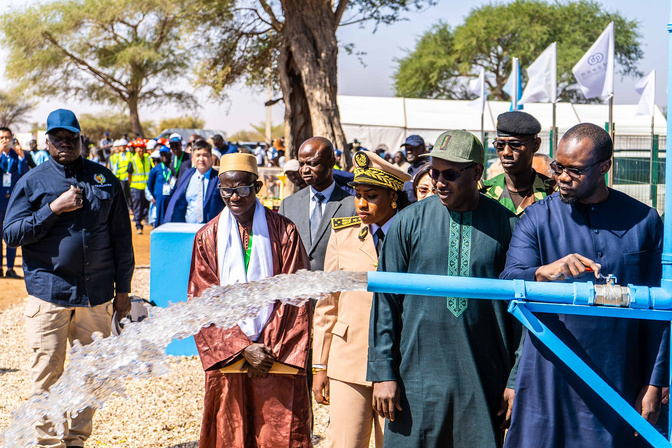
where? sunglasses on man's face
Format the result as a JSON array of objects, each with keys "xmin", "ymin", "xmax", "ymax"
[
  {"xmin": 48, "ymin": 133, "xmax": 80, "ymax": 145},
  {"xmin": 492, "ymin": 137, "xmax": 536, "ymax": 151},
  {"xmin": 429, "ymin": 164, "xmax": 477, "ymax": 182},
  {"xmin": 219, "ymin": 183, "xmax": 257, "ymax": 199}
]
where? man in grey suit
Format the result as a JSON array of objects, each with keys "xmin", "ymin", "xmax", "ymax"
[{"xmin": 279, "ymin": 137, "xmax": 356, "ymax": 271}]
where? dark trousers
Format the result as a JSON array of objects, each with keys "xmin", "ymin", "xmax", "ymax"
[
  {"xmin": 120, "ymin": 180, "xmax": 132, "ymax": 210},
  {"xmin": 130, "ymin": 188, "xmax": 149, "ymax": 229},
  {"xmin": 0, "ymin": 206, "xmax": 16, "ymax": 270}
]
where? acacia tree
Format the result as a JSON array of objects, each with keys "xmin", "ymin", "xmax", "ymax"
[
  {"xmin": 0, "ymin": 0, "xmax": 200, "ymax": 137},
  {"xmin": 194, "ymin": 0, "xmax": 436, "ymax": 166},
  {"xmin": 394, "ymin": 0, "xmax": 642, "ymax": 103},
  {"xmin": 0, "ymin": 90, "xmax": 35, "ymax": 128}
]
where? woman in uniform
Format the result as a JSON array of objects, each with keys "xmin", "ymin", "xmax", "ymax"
[{"xmin": 313, "ymin": 150, "xmax": 411, "ymax": 448}]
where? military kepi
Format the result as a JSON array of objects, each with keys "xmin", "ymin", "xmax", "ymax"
[
  {"xmin": 424, "ymin": 130, "xmax": 484, "ymax": 165},
  {"xmin": 349, "ymin": 151, "xmax": 411, "ymax": 191},
  {"xmin": 219, "ymin": 153, "xmax": 259, "ymax": 177},
  {"xmin": 46, "ymin": 109, "xmax": 81, "ymax": 134},
  {"xmin": 496, "ymin": 111, "xmax": 541, "ymax": 137}
]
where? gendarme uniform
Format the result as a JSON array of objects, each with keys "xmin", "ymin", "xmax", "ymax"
[
  {"xmin": 481, "ymin": 170, "xmax": 554, "ymax": 215},
  {"xmin": 314, "ymin": 151, "xmax": 411, "ymax": 448},
  {"xmin": 480, "ymin": 110, "xmax": 555, "ymax": 215}
]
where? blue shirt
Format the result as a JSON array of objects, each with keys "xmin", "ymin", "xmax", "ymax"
[
  {"xmin": 501, "ymin": 190, "xmax": 667, "ymax": 448},
  {"xmin": 0, "ymin": 149, "xmax": 29, "ymax": 208},
  {"xmin": 31, "ymin": 150, "xmax": 50, "ymax": 166},
  {"xmin": 2, "ymin": 157, "xmax": 135, "ymax": 306},
  {"xmin": 185, "ymin": 169, "xmax": 211, "ymax": 224}
]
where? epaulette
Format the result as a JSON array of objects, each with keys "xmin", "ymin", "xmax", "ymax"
[{"xmin": 331, "ymin": 216, "xmax": 362, "ymax": 230}]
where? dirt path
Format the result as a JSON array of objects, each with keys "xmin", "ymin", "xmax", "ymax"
[{"xmin": 0, "ymin": 225, "xmax": 151, "ymax": 311}]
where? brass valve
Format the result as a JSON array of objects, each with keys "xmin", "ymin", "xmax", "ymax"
[{"xmin": 594, "ymin": 275, "xmax": 630, "ymax": 307}]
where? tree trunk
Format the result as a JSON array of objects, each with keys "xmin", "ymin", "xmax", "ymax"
[
  {"xmin": 127, "ymin": 96, "xmax": 144, "ymax": 138},
  {"xmin": 280, "ymin": 0, "xmax": 352, "ymax": 170},
  {"xmin": 279, "ymin": 40, "xmax": 313, "ymax": 160}
]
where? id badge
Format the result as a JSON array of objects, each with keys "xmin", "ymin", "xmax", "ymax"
[
  {"xmin": 162, "ymin": 183, "xmax": 172, "ymax": 196},
  {"xmin": 2, "ymin": 173, "xmax": 11, "ymax": 188},
  {"xmin": 169, "ymin": 177, "xmax": 176, "ymax": 188}
]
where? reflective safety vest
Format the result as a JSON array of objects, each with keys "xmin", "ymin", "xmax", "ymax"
[
  {"xmin": 111, "ymin": 151, "xmax": 132, "ymax": 179},
  {"xmin": 130, "ymin": 153, "xmax": 151, "ymax": 190}
]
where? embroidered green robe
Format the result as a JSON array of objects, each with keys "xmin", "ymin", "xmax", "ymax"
[
  {"xmin": 481, "ymin": 170, "xmax": 554, "ymax": 215},
  {"xmin": 367, "ymin": 194, "xmax": 522, "ymax": 448}
]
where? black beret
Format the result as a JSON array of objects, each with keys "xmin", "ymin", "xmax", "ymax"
[{"xmin": 496, "ymin": 111, "xmax": 541, "ymax": 137}]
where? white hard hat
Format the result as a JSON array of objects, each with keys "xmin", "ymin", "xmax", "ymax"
[
  {"xmin": 168, "ymin": 133, "xmax": 182, "ymax": 143},
  {"xmin": 113, "ymin": 139, "xmax": 128, "ymax": 147},
  {"xmin": 146, "ymin": 139, "xmax": 157, "ymax": 150},
  {"xmin": 111, "ymin": 296, "xmax": 153, "ymax": 336},
  {"xmin": 150, "ymin": 149, "xmax": 161, "ymax": 159}
]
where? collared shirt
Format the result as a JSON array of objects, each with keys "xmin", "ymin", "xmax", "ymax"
[
  {"xmin": 370, "ymin": 212, "xmax": 397, "ymax": 248},
  {"xmin": 309, "ymin": 181, "xmax": 335, "ymax": 217},
  {"xmin": 480, "ymin": 170, "xmax": 555, "ymax": 216},
  {"xmin": 185, "ymin": 169, "xmax": 211, "ymax": 224},
  {"xmin": 2, "ymin": 157, "xmax": 135, "ymax": 307}
]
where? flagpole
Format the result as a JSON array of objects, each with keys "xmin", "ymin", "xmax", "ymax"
[
  {"xmin": 608, "ymin": 94, "xmax": 614, "ymax": 187},
  {"xmin": 481, "ymin": 109, "xmax": 485, "ymax": 146},
  {"xmin": 650, "ymin": 111, "xmax": 655, "ymax": 200},
  {"xmin": 551, "ymin": 102, "xmax": 557, "ymax": 158}
]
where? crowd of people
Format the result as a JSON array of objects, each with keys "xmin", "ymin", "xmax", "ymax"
[{"xmin": 0, "ymin": 107, "xmax": 668, "ymax": 448}]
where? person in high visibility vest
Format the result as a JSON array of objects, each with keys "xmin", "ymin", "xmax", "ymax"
[
  {"xmin": 127, "ymin": 138, "xmax": 151, "ymax": 234},
  {"xmin": 109, "ymin": 139, "xmax": 132, "ymax": 209}
]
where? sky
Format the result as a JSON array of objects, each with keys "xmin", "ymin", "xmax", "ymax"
[{"xmin": 0, "ymin": 0, "xmax": 669, "ymax": 136}]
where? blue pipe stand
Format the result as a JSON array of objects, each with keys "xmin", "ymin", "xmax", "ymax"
[{"xmin": 367, "ymin": 271, "xmax": 672, "ymax": 447}]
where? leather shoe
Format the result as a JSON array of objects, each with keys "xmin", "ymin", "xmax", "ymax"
[{"xmin": 4, "ymin": 269, "xmax": 21, "ymax": 279}]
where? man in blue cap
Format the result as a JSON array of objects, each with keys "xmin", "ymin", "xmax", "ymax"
[
  {"xmin": 400, "ymin": 134, "xmax": 428, "ymax": 202},
  {"xmin": 3, "ymin": 109, "xmax": 135, "ymax": 448},
  {"xmin": 168, "ymin": 133, "xmax": 192, "ymax": 181}
]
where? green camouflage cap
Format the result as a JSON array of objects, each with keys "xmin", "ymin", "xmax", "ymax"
[{"xmin": 421, "ymin": 130, "xmax": 484, "ymax": 165}]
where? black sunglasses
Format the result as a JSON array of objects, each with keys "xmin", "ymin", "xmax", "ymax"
[
  {"xmin": 492, "ymin": 137, "xmax": 536, "ymax": 151},
  {"xmin": 219, "ymin": 183, "xmax": 257, "ymax": 199},
  {"xmin": 48, "ymin": 133, "xmax": 80, "ymax": 145},
  {"xmin": 429, "ymin": 164, "xmax": 477, "ymax": 182},
  {"xmin": 550, "ymin": 159, "xmax": 606, "ymax": 179}
]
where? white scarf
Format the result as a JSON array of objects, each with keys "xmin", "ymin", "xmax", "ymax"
[{"xmin": 217, "ymin": 198, "xmax": 274, "ymax": 341}]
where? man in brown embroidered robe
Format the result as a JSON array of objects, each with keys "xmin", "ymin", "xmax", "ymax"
[{"xmin": 188, "ymin": 152, "xmax": 312, "ymax": 447}]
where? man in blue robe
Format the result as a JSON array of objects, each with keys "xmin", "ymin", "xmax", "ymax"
[{"xmin": 502, "ymin": 123, "xmax": 668, "ymax": 447}]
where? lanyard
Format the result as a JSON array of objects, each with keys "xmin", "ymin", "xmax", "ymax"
[
  {"xmin": 244, "ymin": 230, "xmax": 253, "ymax": 273},
  {"xmin": 174, "ymin": 154, "xmax": 182, "ymax": 174},
  {"xmin": 160, "ymin": 163, "xmax": 172, "ymax": 182},
  {"xmin": 2, "ymin": 153, "xmax": 14, "ymax": 174}
]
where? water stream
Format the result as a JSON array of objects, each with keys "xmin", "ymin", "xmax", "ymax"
[{"xmin": 0, "ymin": 270, "xmax": 368, "ymax": 447}]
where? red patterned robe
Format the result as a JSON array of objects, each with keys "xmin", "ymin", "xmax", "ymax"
[{"xmin": 188, "ymin": 208, "xmax": 312, "ymax": 447}]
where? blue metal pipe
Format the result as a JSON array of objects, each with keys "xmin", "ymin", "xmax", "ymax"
[
  {"xmin": 663, "ymin": 7, "xmax": 672, "ymax": 291},
  {"xmin": 509, "ymin": 301, "xmax": 672, "ymax": 448},
  {"xmin": 367, "ymin": 272, "xmax": 672, "ymax": 309}
]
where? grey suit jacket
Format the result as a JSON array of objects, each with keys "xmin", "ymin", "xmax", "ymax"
[{"xmin": 278, "ymin": 185, "xmax": 356, "ymax": 271}]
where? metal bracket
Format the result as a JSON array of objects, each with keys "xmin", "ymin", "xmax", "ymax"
[{"xmin": 507, "ymin": 300, "xmax": 672, "ymax": 448}]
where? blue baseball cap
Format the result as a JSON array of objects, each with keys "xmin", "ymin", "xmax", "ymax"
[
  {"xmin": 46, "ymin": 109, "xmax": 81, "ymax": 134},
  {"xmin": 401, "ymin": 135, "xmax": 425, "ymax": 148},
  {"xmin": 158, "ymin": 145, "xmax": 170, "ymax": 153}
]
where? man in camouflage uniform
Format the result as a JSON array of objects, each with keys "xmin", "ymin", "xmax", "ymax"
[{"xmin": 481, "ymin": 111, "xmax": 555, "ymax": 215}]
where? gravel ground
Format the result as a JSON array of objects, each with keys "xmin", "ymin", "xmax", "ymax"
[{"xmin": 0, "ymin": 266, "xmax": 332, "ymax": 447}]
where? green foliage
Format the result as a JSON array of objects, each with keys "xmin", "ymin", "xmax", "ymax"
[
  {"xmin": 393, "ymin": 0, "xmax": 642, "ymax": 103},
  {"xmin": 158, "ymin": 116, "xmax": 206, "ymax": 131},
  {"xmin": 228, "ymin": 122, "xmax": 284, "ymax": 143},
  {"xmin": 0, "ymin": 90, "xmax": 35, "ymax": 128},
  {"xmin": 78, "ymin": 113, "xmax": 156, "ymax": 142},
  {"xmin": 0, "ymin": 0, "xmax": 203, "ymax": 133},
  {"xmin": 193, "ymin": 0, "xmax": 437, "ymax": 98}
]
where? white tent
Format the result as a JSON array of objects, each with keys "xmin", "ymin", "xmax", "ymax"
[{"xmin": 338, "ymin": 95, "xmax": 667, "ymax": 154}]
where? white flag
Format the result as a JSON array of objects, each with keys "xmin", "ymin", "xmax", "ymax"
[
  {"xmin": 468, "ymin": 68, "xmax": 486, "ymax": 114},
  {"xmin": 503, "ymin": 57, "xmax": 523, "ymax": 110},
  {"xmin": 572, "ymin": 22, "xmax": 614, "ymax": 100},
  {"xmin": 635, "ymin": 70, "xmax": 656, "ymax": 116},
  {"xmin": 520, "ymin": 42, "xmax": 557, "ymax": 104}
]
